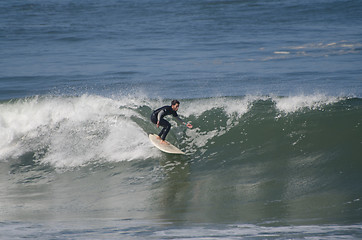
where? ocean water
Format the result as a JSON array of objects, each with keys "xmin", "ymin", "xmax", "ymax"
[{"xmin": 1, "ymin": 0, "xmax": 362, "ymax": 239}]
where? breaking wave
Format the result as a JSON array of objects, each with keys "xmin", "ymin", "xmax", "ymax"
[{"xmin": 0, "ymin": 94, "xmax": 360, "ymax": 171}]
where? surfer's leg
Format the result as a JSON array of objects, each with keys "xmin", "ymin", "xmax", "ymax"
[
  {"xmin": 158, "ymin": 119, "xmax": 171, "ymax": 140},
  {"xmin": 158, "ymin": 128, "xmax": 165, "ymax": 138}
]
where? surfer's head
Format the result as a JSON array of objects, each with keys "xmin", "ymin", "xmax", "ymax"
[{"xmin": 171, "ymin": 99, "xmax": 180, "ymax": 111}]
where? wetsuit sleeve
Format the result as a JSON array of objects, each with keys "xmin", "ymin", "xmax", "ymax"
[
  {"xmin": 174, "ymin": 115, "xmax": 184, "ymax": 125},
  {"xmin": 157, "ymin": 109, "xmax": 166, "ymax": 122}
]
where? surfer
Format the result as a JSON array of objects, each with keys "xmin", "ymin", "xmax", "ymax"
[{"xmin": 151, "ymin": 100, "xmax": 192, "ymax": 144}]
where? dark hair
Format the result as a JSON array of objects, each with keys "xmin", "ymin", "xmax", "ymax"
[{"xmin": 171, "ymin": 99, "xmax": 180, "ymax": 106}]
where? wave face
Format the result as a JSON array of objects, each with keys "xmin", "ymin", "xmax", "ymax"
[
  {"xmin": 2, "ymin": 94, "xmax": 360, "ymax": 166},
  {"xmin": 0, "ymin": 94, "xmax": 361, "ymax": 225}
]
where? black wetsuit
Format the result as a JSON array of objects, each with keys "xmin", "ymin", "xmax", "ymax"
[{"xmin": 151, "ymin": 106, "xmax": 182, "ymax": 140}]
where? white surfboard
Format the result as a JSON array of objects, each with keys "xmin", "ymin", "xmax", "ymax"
[{"xmin": 149, "ymin": 134, "xmax": 185, "ymax": 155}]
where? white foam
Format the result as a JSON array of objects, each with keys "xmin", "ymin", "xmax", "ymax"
[
  {"xmin": 181, "ymin": 96, "xmax": 258, "ymax": 118},
  {"xmin": 274, "ymin": 51, "xmax": 290, "ymax": 54},
  {"xmin": 272, "ymin": 94, "xmax": 341, "ymax": 113},
  {"xmin": 153, "ymin": 224, "xmax": 362, "ymax": 239},
  {"xmin": 0, "ymin": 95, "xmax": 158, "ymax": 168}
]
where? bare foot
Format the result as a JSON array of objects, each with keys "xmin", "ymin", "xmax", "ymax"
[{"xmin": 155, "ymin": 135, "xmax": 168, "ymax": 144}]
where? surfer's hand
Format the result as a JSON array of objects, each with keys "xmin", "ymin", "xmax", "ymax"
[
  {"xmin": 157, "ymin": 121, "xmax": 160, "ymax": 128},
  {"xmin": 186, "ymin": 123, "xmax": 193, "ymax": 129}
]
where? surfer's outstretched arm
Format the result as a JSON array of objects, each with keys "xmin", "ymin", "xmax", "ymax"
[{"xmin": 174, "ymin": 116, "xmax": 193, "ymax": 129}]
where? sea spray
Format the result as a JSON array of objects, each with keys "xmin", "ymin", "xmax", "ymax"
[{"xmin": 0, "ymin": 95, "xmax": 159, "ymax": 168}]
